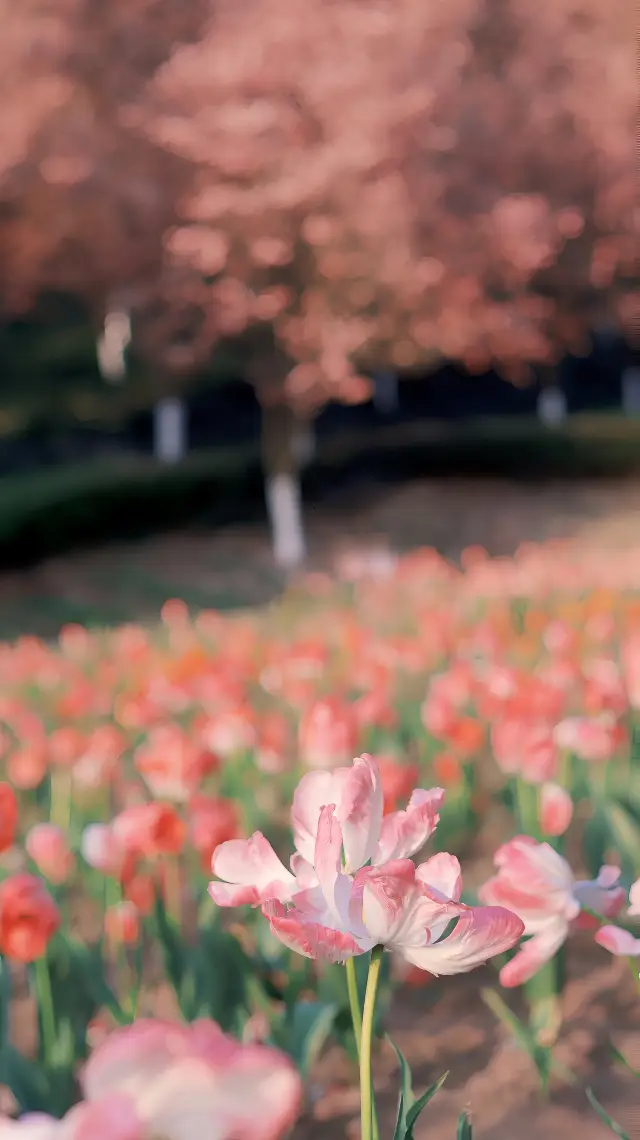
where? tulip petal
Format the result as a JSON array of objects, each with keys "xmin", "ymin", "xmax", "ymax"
[
  {"xmin": 416, "ymin": 852, "xmax": 462, "ymax": 902},
  {"xmin": 539, "ymin": 783, "xmax": 573, "ymax": 838},
  {"xmin": 373, "ymin": 787, "xmax": 444, "ymax": 864},
  {"xmin": 210, "ymin": 832, "xmax": 296, "ymax": 906},
  {"xmin": 402, "ymin": 905, "xmax": 524, "ymax": 976},
  {"xmin": 263, "ymin": 900, "xmax": 364, "ymax": 963},
  {"xmin": 291, "ymin": 771, "xmax": 335, "ymax": 865},
  {"xmin": 594, "ymin": 924, "xmax": 640, "ymax": 957},
  {"xmin": 499, "ymin": 918, "xmax": 567, "ymax": 987},
  {"xmin": 314, "ymin": 805, "xmax": 353, "ymax": 927},
  {"xmin": 333, "ymin": 754, "xmax": 384, "ymax": 872}
]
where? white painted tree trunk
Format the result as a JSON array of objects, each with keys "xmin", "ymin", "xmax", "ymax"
[
  {"xmin": 153, "ymin": 398, "xmax": 187, "ymax": 464},
  {"xmin": 373, "ymin": 370, "xmax": 399, "ymax": 415},
  {"xmin": 96, "ymin": 309, "xmax": 131, "ymax": 383},
  {"xmin": 293, "ymin": 420, "xmax": 316, "ymax": 467},
  {"xmin": 265, "ymin": 472, "xmax": 306, "ymax": 569},
  {"xmin": 261, "ymin": 403, "xmax": 307, "ymax": 570},
  {"xmin": 537, "ymin": 386, "xmax": 567, "ymax": 427},
  {"xmin": 622, "ymin": 367, "xmax": 640, "ymax": 415}
]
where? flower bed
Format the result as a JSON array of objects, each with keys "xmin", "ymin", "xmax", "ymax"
[{"xmin": 0, "ymin": 541, "xmax": 638, "ymax": 1137}]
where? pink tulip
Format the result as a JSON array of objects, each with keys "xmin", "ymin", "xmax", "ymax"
[
  {"xmin": 265, "ymin": 818, "xmax": 523, "ymax": 972},
  {"xmin": 211, "ymin": 756, "xmax": 524, "ymax": 973},
  {"xmin": 25, "ymin": 824, "xmax": 75, "ymax": 885},
  {"xmin": 553, "ymin": 714, "xmax": 620, "ymax": 762},
  {"xmin": 479, "ymin": 836, "xmax": 626, "ymax": 986},
  {"xmin": 81, "ymin": 824, "xmax": 126, "ymax": 878},
  {"xmin": 539, "ymin": 783, "xmax": 573, "ymax": 837},
  {"xmin": 211, "ymin": 754, "xmax": 443, "ymax": 904},
  {"xmin": 595, "ymin": 925, "xmax": 640, "ymax": 958},
  {"xmin": 78, "ymin": 1018, "xmax": 301, "ymax": 1140}
]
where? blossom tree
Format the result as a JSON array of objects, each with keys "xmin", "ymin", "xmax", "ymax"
[
  {"xmin": 0, "ymin": 1, "xmax": 634, "ymax": 561},
  {"xmin": 139, "ymin": 0, "xmax": 634, "ymax": 563}
]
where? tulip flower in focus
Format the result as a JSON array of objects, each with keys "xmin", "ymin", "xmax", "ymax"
[{"xmin": 210, "ymin": 754, "xmax": 524, "ymax": 973}]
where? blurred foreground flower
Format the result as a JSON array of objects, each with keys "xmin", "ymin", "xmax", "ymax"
[{"xmin": 0, "ymin": 1019, "xmax": 301, "ymax": 1140}]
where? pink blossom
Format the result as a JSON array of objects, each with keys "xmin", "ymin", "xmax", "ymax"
[
  {"xmin": 211, "ymin": 756, "xmax": 523, "ymax": 973},
  {"xmin": 209, "ymin": 832, "xmax": 297, "ymax": 907},
  {"xmin": 595, "ymin": 925, "xmax": 640, "ymax": 958},
  {"xmin": 264, "ymin": 809, "xmax": 523, "ymax": 971},
  {"xmin": 25, "ymin": 824, "xmax": 75, "ymax": 884},
  {"xmin": 78, "ymin": 1018, "xmax": 301, "ymax": 1140},
  {"xmin": 539, "ymin": 783, "xmax": 573, "ymax": 837},
  {"xmin": 479, "ymin": 837, "xmax": 626, "ymax": 986},
  {"xmin": 491, "ymin": 719, "xmax": 557, "ymax": 783},
  {"xmin": 553, "ymin": 714, "xmax": 620, "ymax": 762},
  {"xmin": 212, "ymin": 754, "xmax": 443, "ymax": 903}
]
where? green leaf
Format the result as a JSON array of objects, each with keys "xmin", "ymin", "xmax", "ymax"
[
  {"xmin": 387, "ymin": 1040, "xmax": 447, "ymax": 1139},
  {"xmin": 191, "ymin": 923, "xmax": 249, "ymax": 1029},
  {"xmin": 0, "ymin": 958, "xmax": 11, "ymax": 1050},
  {"xmin": 154, "ymin": 889, "xmax": 186, "ymax": 999},
  {"xmin": 586, "ymin": 1088, "xmax": 630, "ymax": 1138},
  {"xmin": 405, "ymin": 1071, "xmax": 449, "ymax": 1137},
  {"xmin": 583, "ymin": 806, "xmax": 610, "ymax": 878},
  {"xmin": 457, "ymin": 1110, "xmax": 473, "ymax": 1139},
  {"xmin": 610, "ymin": 1043, "xmax": 640, "ymax": 1078},
  {"xmin": 604, "ymin": 801, "xmax": 640, "ymax": 875},
  {"xmin": 481, "ymin": 988, "xmax": 552, "ymax": 1091},
  {"xmin": 283, "ymin": 1000, "xmax": 337, "ymax": 1078},
  {"xmin": 389, "ymin": 1040, "xmax": 414, "ymax": 1140},
  {"xmin": 0, "ymin": 1047, "xmax": 51, "ymax": 1114}
]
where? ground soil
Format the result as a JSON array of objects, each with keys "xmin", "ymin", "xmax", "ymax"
[
  {"xmin": 295, "ymin": 943, "xmax": 639, "ymax": 1140},
  {"xmin": 1, "ymin": 475, "xmax": 640, "ymax": 638}
]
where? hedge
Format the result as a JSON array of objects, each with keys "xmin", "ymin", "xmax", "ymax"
[{"xmin": 1, "ymin": 413, "xmax": 640, "ymax": 569}]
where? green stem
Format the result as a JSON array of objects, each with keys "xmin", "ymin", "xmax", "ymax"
[
  {"xmin": 360, "ymin": 946, "xmax": 384, "ymax": 1140},
  {"xmin": 346, "ymin": 957, "xmax": 380, "ymax": 1140},
  {"xmin": 346, "ymin": 956, "xmax": 362, "ymax": 1058},
  {"xmin": 514, "ymin": 777, "xmax": 540, "ymax": 839},
  {"xmin": 35, "ymin": 954, "xmax": 56, "ymax": 1065}
]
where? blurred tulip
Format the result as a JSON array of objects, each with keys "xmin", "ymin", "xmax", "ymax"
[
  {"xmin": 112, "ymin": 803, "xmax": 186, "ymax": 860},
  {"xmin": 25, "ymin": 824, "xmax": 75, "ymax": 884},
  {"xmin": 79, "ymin": 1018, "xmax": 302, "ymax": 1140},
  {"xmin": 539, "ymin": 782, "xmax": 573, "ymax": 837},
  {"xmin": 104, "ymin": 901, "xmax": 140, "ymax": 946},
  {"xmin": 0, "ymin": 784, "xmax": 18, "ymax": 853},
  {"xmin": 479, "ymin": 837, "xmax": 625, "ymax": 986},
  {"xmin": 0, "ymin": 873, "xmax": 60, "ymax": 962},
  {"xmin": 298, "ymin": 697, "xmax": 358, "ymax": 769},
  {"xmin": 188, "ymin": 794, "xmax": 240, "ymax": 872}
]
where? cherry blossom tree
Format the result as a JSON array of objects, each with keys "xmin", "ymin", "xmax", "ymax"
[
  {"xmin": 137, "ymin": 0, "xmax": 634, "ymax": 561},
  {"xmin": 1, "ymin": 1, "xmax": 634, "ymax": 562}
]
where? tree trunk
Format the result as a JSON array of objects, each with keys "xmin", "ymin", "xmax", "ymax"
[
  {"xmin": 261, "ymin": 402, "xmax": 306, "ymax": 570},
  {"xmin": 96, "ymin": 306, "xmax": 131, "ymax": 383},
  {"xmin": 536, "ymin": 365, "xmax": 567, "ymax": 428},
  {"xmin": 153, "ymin": 397, "xmax": 187, "ymax": 464},
  {"xmin": 372, "ymin": 370, "xmax": 399, "ymax": 415},
  {"xmin": 622, "ymin": 367, "xmax": 640, "ymax": 415}
]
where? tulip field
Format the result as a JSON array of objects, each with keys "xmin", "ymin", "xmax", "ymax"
[{"xmin": 0, "ymin": 539, "xmax": 638, "ymax": 1138}]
